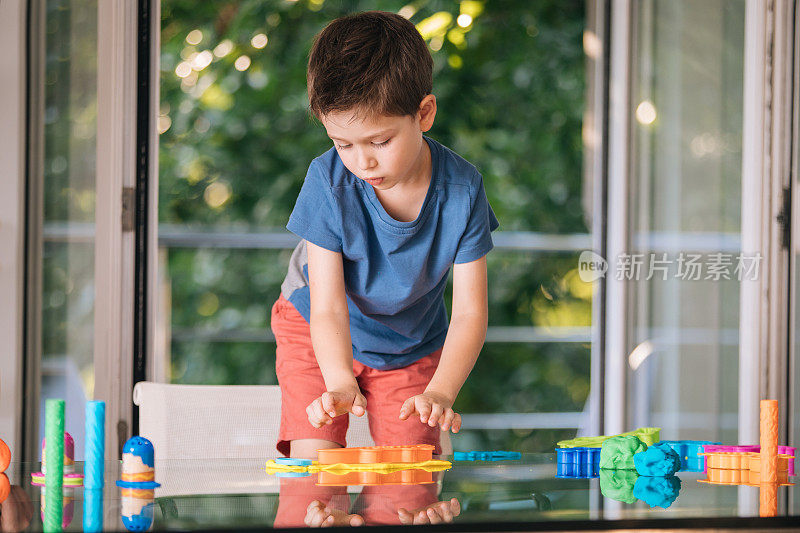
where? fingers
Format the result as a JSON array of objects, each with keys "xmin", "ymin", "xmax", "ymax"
[
  {"xmin": 437, "ymin": 501, "xmax": 454, "ymax": 522},
  {"xmin": 306, "ymin": 500, "xmax": 324, "ymax": 514},
  {"xmin": 402, "ymin": 502, "xmax": 458, "ymax": 526},
  {"xmin": 397, "ymin": 508, "xmax": 413, "ymax": 525},
  {"xmin": 306, "ymin": 398, "xmax": 332, "ymax": 428},
  {"xmin": 450, "ymin": 497, "xmax": 461, "ymax": 516},
  {"xmin": 305, "ymin": 501, "xmax": 329, "ymax": 528},
  {"xmin": 309, "ymin": 389, "xmax": 366, "ymax": 427},
  {"xmin": 426, "ymin": 506, "xmax": 444, "ymax": 524},
  {"xmin": 440, "ymin": 408, "xmax": 455, "ymax": 432},
  {"xmin": 451, "ymin": 413, "xmax": 462, "ymax": 433},
  {"xmin": 313, "ymin": 400, "xmax": 332, "ymax": 426},
  {"xmin": 321, "ymin": 392, "xmax": 338, "ymax": 418},
  {"xmin": 351, "ymin": 393, "xmax": 367, "ymax": 417},
  {"xmin": 399, "ymin": 397, "xmax": 416, "ymax": 420},
  {"xmin": 416, "ymin": 398, "xmax": 433, "ymax": 424},
  {"xmin": 348, "ymin": 514, "xmax": 365, "ymax": 526},
  {"xmin": 400, "ymin": 396, "xmax": 461, "ymax": 432},
  {"xmin": 421, "ymin": 502, "xmax": 457, "ymax": 525},
  {"xmin": 428, "ymin": 403, "xmax": 444, "ymax": 427}
]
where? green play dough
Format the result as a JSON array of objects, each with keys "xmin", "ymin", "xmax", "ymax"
[
  {"xmin": 599, "ymin": 469, "xmax": 639, "ymax": 504},
  {"xmin": 557, "ymin": 427, "xmax": 660, "ymax": 448},
  {"xmin": 600, "ymin": 435, "xmax": 647, "ymax": 470}
]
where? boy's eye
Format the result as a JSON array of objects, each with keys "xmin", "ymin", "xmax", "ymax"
[{"xmin": 334, "ymin": 138, "xmax": 390, "ymax": 150}]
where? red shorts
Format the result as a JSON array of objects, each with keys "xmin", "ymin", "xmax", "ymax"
[{"xmin": 271, "ymin": 295, "xmax": 442, "ymax": 456}]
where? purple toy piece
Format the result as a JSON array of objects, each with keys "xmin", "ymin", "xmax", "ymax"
[
  {"xmin": 702, "ymin": 445, "xmax": 759, "ymax": 454},
  {"xmin": 782, "ymin": 446, "xmax": 797, "ymax": 475}
]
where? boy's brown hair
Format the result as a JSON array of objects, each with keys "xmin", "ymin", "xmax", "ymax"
[{"xmin": 307, "ymin": 11, "xmax": 433, "ymax": 120}]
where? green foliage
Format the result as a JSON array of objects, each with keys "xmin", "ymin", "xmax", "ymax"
[
  {"xmin": 159, "ymin": 0, "xmax": 586, "ymax": 231},
  {"xmin": 456, "ymin": 342, "xmax": 590, "ymax": 414}
]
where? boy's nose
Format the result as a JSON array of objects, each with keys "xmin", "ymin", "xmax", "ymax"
[{"xmin": 357, "ymin": 149, "xmax": 376, "ymax": 170}]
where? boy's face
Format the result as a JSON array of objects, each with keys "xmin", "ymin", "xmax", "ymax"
[{"xmin": 320, "ymin": 96, "xmax": 436, "ymax": 191}]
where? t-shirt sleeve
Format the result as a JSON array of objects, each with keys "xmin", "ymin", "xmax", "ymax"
[
  {"xmin": 454, "ymin": 173, "xmax": 500, "ymax": 264},
  {"xmin": 286, "ymin": 161, "xmax": 343, "ymax": 253}
]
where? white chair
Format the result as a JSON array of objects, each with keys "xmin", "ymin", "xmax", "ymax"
[
  {"xmin": 133, "ymin": 382, "xmax": 375, "ymax": 462},
  {"xmin": 133, "ymin": 381, "xmax": 451, "ymax": 463}
]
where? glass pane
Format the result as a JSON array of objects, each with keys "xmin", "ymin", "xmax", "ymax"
[
  {"xmin": 159, "ymin": 0, "xmax": 591, "ymax": 452},
  {"xmin": 626, "ymin": 0, "xmax": 744, "ymax": 442},
  {"xmin": 38, "ymin": 0, "xmax": 98, "ymax": 460}
]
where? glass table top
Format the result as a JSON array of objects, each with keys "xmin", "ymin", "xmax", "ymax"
[{"xmin": 2, "ymin": 454, "xmax": 799, "ymax": 531}]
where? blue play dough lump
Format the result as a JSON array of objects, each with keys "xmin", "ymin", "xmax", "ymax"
[
  {"xmin": 633, "ymin": 475, "xmax": 681, "ymax": 509},
  {"xmin": 634, "ymin": 442, "xmax": 681, "ymax": 476}
]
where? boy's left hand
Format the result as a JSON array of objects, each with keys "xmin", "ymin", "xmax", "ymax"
[{"xmin": 399, "ymin": 391, "xmax": 461, "ymax": 433}]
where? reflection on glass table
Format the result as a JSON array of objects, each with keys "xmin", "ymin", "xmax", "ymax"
[{"xmin": 2, "ymin": 454, "xmax": 799, "ymax": 531}]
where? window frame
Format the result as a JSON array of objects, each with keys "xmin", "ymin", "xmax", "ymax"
[
  {"xmin": 739, "ymin": 0, "xmax": 794, "ymax": 445},
  {"xmin": 93, "ymin": 0, "xmax": 160, "ymax": 455}
]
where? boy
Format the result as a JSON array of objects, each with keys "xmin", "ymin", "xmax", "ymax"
[{"xmin": 272, "ymin": 10, "xmax": 498, "ymax": 461}]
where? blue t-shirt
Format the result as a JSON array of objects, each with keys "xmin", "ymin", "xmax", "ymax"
[{"xmin": 284, "ymin": 136, "xmax": 499, "ymax": 370}]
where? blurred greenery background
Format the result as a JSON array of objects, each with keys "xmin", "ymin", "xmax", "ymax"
[{"xmin": 158, "ymin": 0, "xmax": 591, "ymax": 453}]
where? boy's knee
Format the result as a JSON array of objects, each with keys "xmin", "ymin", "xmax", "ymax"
[{"xmin": 290, "ymin": 438, "xmax": 342, "ymax": 460}]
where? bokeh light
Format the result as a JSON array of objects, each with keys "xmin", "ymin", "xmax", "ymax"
[
  {"xmin": 234, "ymin": 55, "xmax": 251, "ymax": 71},
  {"xmin": 251, "ymin": 33, "xmax": 268, "ymax": 49},
  {"xmin": 174, "ymin": 61, "xmax": 192, "ymax": 78},
  {"xmin": 204, "ymin": 181, "xmax": 232, "ymax": 208},
  {"xmin": 635, "ymin": 100, "xmax": 657, "ymax": 125},
  {"xmin": 398, "ymin": 5, "xmax": 416, "ymax": 19},
  {"xmin": 213, "ymin": 39, "xmax": 233, "ymax": 57},
  {"xmin": 158, "ymin": 115, "xmax": 172, "ymax": 134},
  {"xmin": 185, "ymin": 29, "xmax": 203, "ymax": 45},
  {"xmin": 191, "ymin": 50, "xmax": 213, "ymax": 71}
]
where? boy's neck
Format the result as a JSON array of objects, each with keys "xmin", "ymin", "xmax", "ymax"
[
  {"xmin": 373, "ymin": 138, "xmax": 432, "ymax": 223},
  {"xmin": 403, "ymin": 137, "xmax": 432, "ymax": 191}
]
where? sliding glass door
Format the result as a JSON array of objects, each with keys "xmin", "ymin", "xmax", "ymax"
[
  {"xmin": 26, "ymin": 0, "xmax": 99, "ymax": 461},
  {"xmin": 24, "ymin": 0, "xmax": 149, "ymax": 462},
  {"xmin": 624, "ymin": 0, "xmax": 745, "ymax": 443}
]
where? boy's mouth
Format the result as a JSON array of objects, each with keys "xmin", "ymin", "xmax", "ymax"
[{"xmin": 365, "ymin": 177, "xmax": 384, "ymax": 186}]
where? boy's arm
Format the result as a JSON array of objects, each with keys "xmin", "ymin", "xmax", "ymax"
[
  {"xmin": 400, "ymin": 256, "xmax": 488, "ymax": 432},
  {"xmin": 306, "ymin": 241, "xmax": 366, "ymax": 425}
]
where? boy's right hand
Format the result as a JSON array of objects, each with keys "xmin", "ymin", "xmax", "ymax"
[{"xmin": 306, "ymin": 387, "xmax": 367, "ymax": 428}]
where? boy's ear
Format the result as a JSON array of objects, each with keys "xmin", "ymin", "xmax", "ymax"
[{"xmin": 417, "ymin": 94, "xmax": 437, "ymax": 132}]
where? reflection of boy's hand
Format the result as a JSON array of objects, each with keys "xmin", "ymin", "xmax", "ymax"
[
  {"xmin": 0, "ymin": 484, "xmax": 34, "ymax": 533},
  {"xmin": 305, "ymin": 500, "xmax": 364, "ymax": 527},
  {"xmin": 306, "ymin": 387, "xmax": 367, "ymax": 428},
  {"xmin": 399, "ymin": 391, "xmax": 462, "ymax": 433},
  {"xmin": 398, "ymin": 498, "xmax": 461, "ymax": 525}
]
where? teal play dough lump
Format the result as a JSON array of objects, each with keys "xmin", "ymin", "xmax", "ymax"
[
  {"xmin": 633, "ymin": 475, "xmax": 681, "ymax": 509},
  {"xmin": 600, "ymin": 435, "xmax": 647, "ymax": 470},
  {"xmin": 599, "ymin": 469, "xmax": 638, "ymax": 504},
  {"xmin": 634, "ymin": 442, "xmax": 681, "ymax": 476}
]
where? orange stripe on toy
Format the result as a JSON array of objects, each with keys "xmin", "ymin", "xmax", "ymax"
[
  {"xmin": 121, "ymin": 471, "xmax": 155, "ymax": 482},
  {"xmin": 121, "ymin": 488, "xmax": 154, "ymax": 499},
  {"xmin": 759, "ymin": 399, "xmax": 779, "ymax": 483}
]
